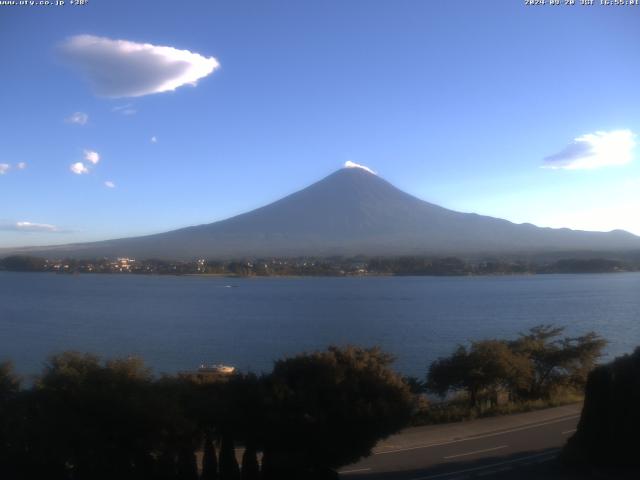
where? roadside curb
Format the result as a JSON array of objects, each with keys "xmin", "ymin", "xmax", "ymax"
[{"xmin": 373, "ymin": 404, "xmax": 582, "ymax": 454}]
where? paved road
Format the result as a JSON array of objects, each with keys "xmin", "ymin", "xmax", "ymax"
[{"xmin": 339, "ymin": 404, "xmax": 582, "ymax": 480}]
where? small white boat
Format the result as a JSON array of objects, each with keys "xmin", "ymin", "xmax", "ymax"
[{"xmin": 197, "ymin": 363, "xmax": 236, "ymax": 374}]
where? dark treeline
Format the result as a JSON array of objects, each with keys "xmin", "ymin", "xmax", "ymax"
[
  {"xmin": 0, "ymin": 346, "xmax": 414, "ymax": 480},
  {"xmin": 1, "ymin": 254, "xmax": 637, "ymax": 276},
  {"xmin": 563, "ymin": 346, "xmax": 640, "ymax": 470},
  {"xmin": 0, "ymin": 326, "xmax": 608, "ymax": 479}
]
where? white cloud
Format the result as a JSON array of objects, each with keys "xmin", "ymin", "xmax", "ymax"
[
  {"xmin": 70, "ymin": 162, "xmax": 89, "ymax": 175},
  {"xmin": 16, "ymin": 221, "xmax": 60, "ymax": 232},
  {"xmin": 0, "ymin": 163, "xmax": 27, "ymax": 174},
  {"xmin": 543, "ymin": 130, "xmax": 636, "ymax": 170},
  {"xmin": 66, "ymin": 111, "xmax": 88, "ymax": 125},
  {"xmin": 83, "ymin": 149, "xmax": 100, "ymax": 164},
  {"xmin": 104, "ymin": 180, "xmax": 116, "ymax": 188},
  {"xmin": 59, "ymin": 35, "xmax": 220, "ymax": 98},
  {"xmin": 150, "ymin": 136, "xmax": 158, "ymax": 143},
  {"xmin": 344, "ymin": 160, "xmax": 377, "ymax": 175},
  {"xmin": 112, "ymin": 104, "xmax": 137, "ymax": 115},
  {"xmin": 0, "ymin": 221, "xmax": 62, "ymax": 233}
]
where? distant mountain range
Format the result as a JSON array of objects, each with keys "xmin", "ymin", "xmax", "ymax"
[{"xmin": 4, "ymin": 166, "xmax": 640, "ymax": 260}]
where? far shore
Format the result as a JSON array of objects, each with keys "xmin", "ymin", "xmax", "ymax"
[{"xmin": 1, "ymin": 269, "xmax": 636, "ymax": 279}]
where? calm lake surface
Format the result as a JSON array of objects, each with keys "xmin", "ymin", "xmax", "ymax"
[{"xmin": 1, "ymin": 271, "xmax": 639, "ymax": 378}]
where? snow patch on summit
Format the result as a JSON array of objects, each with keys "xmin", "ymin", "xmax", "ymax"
[{"xmin": 344, "ymin": 161, "xmax": 376, "ymax": 175}]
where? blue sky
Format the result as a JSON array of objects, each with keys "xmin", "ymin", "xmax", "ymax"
[{"xmin": 1, "ymin": 0, "xmax": 639, "ymax": 247}]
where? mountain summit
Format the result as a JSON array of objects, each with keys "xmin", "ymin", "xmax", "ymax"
[{"xmin": 7, "ymin": 167, "xmax": 640, "ymax": 259}]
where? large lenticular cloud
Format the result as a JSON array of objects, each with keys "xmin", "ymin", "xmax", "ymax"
[{"xmin": 59, "ymin": 35, "xmax": 220, "ymax": 98}]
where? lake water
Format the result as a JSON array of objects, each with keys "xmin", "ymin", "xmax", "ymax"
[{"xmin": 1, "ymin": 271, "xmax": 639, "ymax": 379}]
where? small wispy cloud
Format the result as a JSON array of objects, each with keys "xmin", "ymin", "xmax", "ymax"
[
  {"xmin": 150, "ymin": 136, "xmax": 158, "ymax": 143},
  {"xmin": 543, "ymin": 130, "xmax": 636, "ymax": 170},
  {"xmin": 0, "ymin": 221, "xmax": 62, "ymax": 233},
  {"xmin": 59, "ymin": 35, "xmax": 220, "ymax": 98},
  {"xmin": 0, "ymin": 162, "xmax": 28, "ymax": 175},
  {"xmin": 66, "ymin": 111, "xmax": 89, "ymax": 125},
  {"xmin": 70, "ymin": 162, "xmax": 89, "ymax": 175},
  {"xmin": 83, "ymin": 149, "xmax": 100, "ymax": 165},
  {"xmin": 112, "ymin": 104, "xmax": 137, "ymax": 115},
  {"xmin": 104, "ymin": 180, "xmax": 116, "ymax": 188},
  {"xmin": 344, "ymin": 160, "xmax": 377, "ymax": 175}
]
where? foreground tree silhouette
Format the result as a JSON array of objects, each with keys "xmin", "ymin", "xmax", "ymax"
[
  {"xmin": 177, "ymin": 447, "xmax": 199, "ymax": 480},
  {"xmin": 219, "ymin": 433, "xmax": 241, "ymax": 480},
  {"xmin": 0, "ymin": 361, "xmax": 20, "ymax": 402},
  {"xmin": 200, "ymin": 373, "xmax": 264, "ymax": 480},
  {"xmin": 262, "ymin": 346, "xmax": 413, "ymax": 479},
  {"xmin": 563, "ymin": 347, "xmax": 640, "ymax": 468},
  {"xmin": 1, "ymin": 347, "xmax": 414, "ymax": 480},
  {"xmin": 35, "ymin": 353, "xmax": 162, "ymax": 480},
  {"xmin": 201, "ymin": 432, "xmax": 219, "ymax": 480},
  {"xmin": 8, "ymin": 352, "xmax": 199, "ymax": 480},
  {"xmin": 0, "ymin": 362, "xmax": 21, "ymax": 478},
  {"xmin": 240, "ymin": 442, "xmax": 260, "ymax": 480}
]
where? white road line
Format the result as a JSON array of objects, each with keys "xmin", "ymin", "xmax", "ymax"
[
  {"xmin": 561, "ymin": 429, "xmax": 577, "ymax": 435},
  {"xmin": 443, "ymin": 445, "xmax": 508, "ymax": 460},
  {"xmin": 375, "ymin": 414, "xmax": 579, "ymax": 455},
  {"xmin": 339, "ymin": 467, "xmax": 372, "ymax": 474},
  {"xmin": 408, "ymin": 450, "xmax": 558, "ymax": 480}
]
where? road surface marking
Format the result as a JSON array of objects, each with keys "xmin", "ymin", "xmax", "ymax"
[
  {"xmin": 408, "ymin": 450, "xmax": 558, "ymax": 480},
  {"xmin": 443, "ymin": 445, "xmax": 508, "ymax": 459},
  {"xmin": 561, "ymin": 428, "xmax": 576, "ymax": 435},
  {"xmin": 375, "ymin": 414, "xmax": 579, "ymax": 455},
  {"xmin": 339, "ymin": 467, "xmax": 372, "ymax": 474}
]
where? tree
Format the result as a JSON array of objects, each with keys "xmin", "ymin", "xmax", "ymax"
[
  {"xmin": 562, "ymin": 347, "xmax": 640, "ymax": 468},
  {"xmin": 0, "ymin": 361, "xmax": 20, "ymax": 403},
  {"xmin": 428, "ymin": 326, "xmax": 607, "ymax": 407},
  {"xmin": 176, "ymin": 447, "xmax": 198, "ymax": 480},
  {"xmin": 194, "ymin": 373, "xmax": 266, "ymax": 480},
  {"xmin": 0, "ymin": 255, "xmax": 46, "ymax": 272},
  {"xmin": 30, "ymin": 352, "xmax": 183, "ymax": 480},
  {"xmin": 0, "ymin": 361, "xmax": 22, "ymax": 479},
  {"xmin": 510, "ymin": 325, "xmax": 606, "ymax": 398},
  {"xmin": 427, "ymin": 340, "xmax": 531, "ymax": 407},
  {"xmin": 240, "ymin": 442, "xmax": 260, "ymax": 480},
  {"xmin": 218, "ymin": 433, "xmax": 240, "ymax": 480},
  {"xmin": 262, "ymin": 346, "xmax": 413, "ymax": 478},
  {"xmin": 402, "ymin": 376, "xmax": 427, "ymax": 394},
  {"xmin": 201, "ymin": 432, "xmax": 219, "ymax": 480}
]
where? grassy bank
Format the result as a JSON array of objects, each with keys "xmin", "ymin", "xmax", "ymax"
[{"xmin": 411, "ymin": 389, "xmax": 584, "ymax": 426}]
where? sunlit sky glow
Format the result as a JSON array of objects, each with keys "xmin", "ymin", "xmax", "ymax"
[{"xmin": 1, "ymin": 1, "xmax": 640, "ymax": 247}]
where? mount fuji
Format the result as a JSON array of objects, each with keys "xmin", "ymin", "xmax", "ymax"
[{"xmin": 5, "ymin": 165, "xmax": 640, "ymax": 259}]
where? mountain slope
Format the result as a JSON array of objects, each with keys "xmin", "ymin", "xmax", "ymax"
[{"xmin": 5, "ymin": 167, "xmax": 640, "ymax": 259}]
